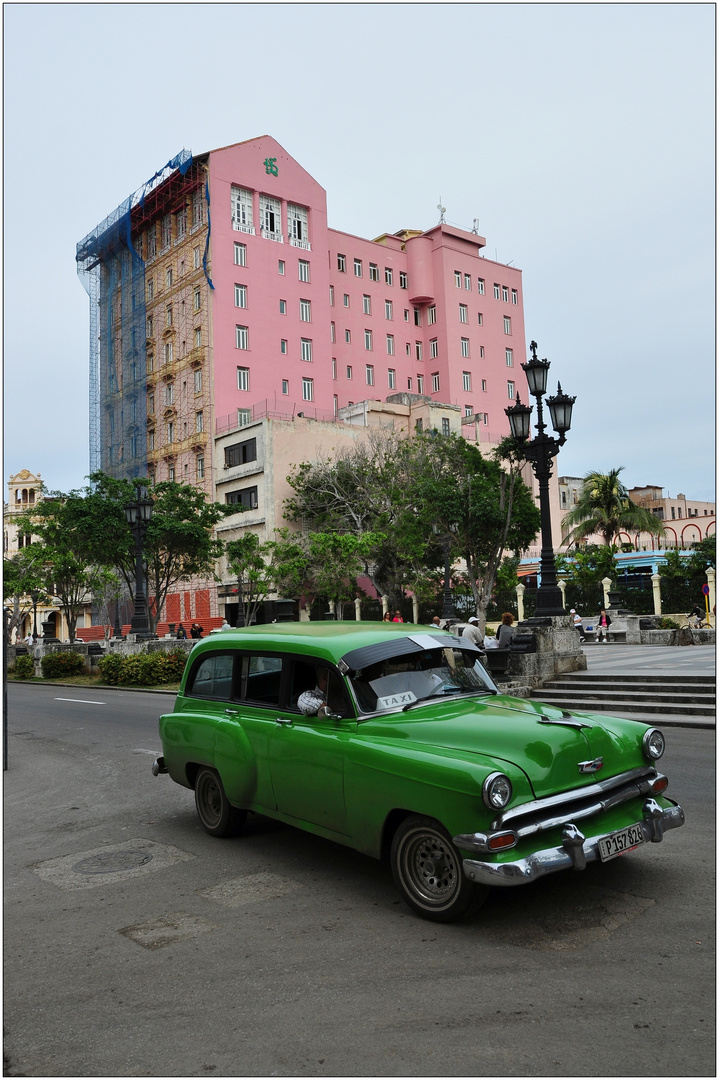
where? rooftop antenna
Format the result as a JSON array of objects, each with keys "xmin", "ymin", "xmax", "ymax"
[
  {"xmin": 437, "ymin": 199, "xmax": 446, "ymax": 225},
  {"xmin": 472, "ymin": 218, "xmax": 480, "ymax": 234}
]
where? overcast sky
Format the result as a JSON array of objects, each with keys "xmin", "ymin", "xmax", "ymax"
[{"xmin": 4, "ymin": 3, "xmax": 715, "ymax": 502}]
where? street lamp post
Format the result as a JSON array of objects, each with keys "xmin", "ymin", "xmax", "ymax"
[
  {"xmin": 30, "ymin": 589, "xmax": 40, "ymax": 641},
  {"xmin": 505, "ymin": 341, "xmax": 576, "ymax": 618},
  {"xmin": 124, "ymin": 482, "xmax": 155, "ymax": 639},
  {"xmin": 440, "ymin": 535, "xmax": 457, "ymax": 622}
]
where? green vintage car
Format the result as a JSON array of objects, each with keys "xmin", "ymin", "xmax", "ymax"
[{"xmin": 153, "ymin": 622, "xmax": 684, "ymax": 922}]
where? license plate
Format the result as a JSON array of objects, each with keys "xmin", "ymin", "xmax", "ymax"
[{"xmin": 598, "ymin": 823, "xmax": 645, "ymax": 862}]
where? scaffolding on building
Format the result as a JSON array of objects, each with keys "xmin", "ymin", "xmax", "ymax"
[{"xmin": 76, "ymin": 150, "xmax": 194, "ymax": 480}]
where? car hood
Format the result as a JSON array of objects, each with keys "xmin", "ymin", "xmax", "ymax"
[{"xmin": 361, "ymin": 693, "xmax": 646, "ymax": 799}]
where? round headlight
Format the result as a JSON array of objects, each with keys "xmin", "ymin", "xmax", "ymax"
[
  {"xmin": 643, "ymin": 728, "xmax": 666, "ymax": 761},
  {"xmin": 483, "ymin": 772, "xmax": 513, "ymax": 811}
]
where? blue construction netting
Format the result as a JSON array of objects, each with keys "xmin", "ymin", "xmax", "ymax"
[{"xmin": 76, "ymin": 150, "xmax": 194, "ymax": 480}]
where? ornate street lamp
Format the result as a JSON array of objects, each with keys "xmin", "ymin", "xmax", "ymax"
[
  {"xmin": 30, "ymin": 589, "xmax": 40, "ymax": 641},
  {"xmin": 506, "ymin": 341, "xmax": 576, "ymax": 618},
  {"xmin": 124, "ymin": 482, "xmax": 155, "ymax": 639}
]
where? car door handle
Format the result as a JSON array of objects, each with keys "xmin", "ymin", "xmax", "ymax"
[
  {"xmin": 224, "ymin": 708, "xmax": 239, "ymax": 717},
  {"xmin": 275, "ymin": 717, "xmax": 292, "ymax": 725}
]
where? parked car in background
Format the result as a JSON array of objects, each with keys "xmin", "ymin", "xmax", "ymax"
[{"xmin": 153, "ymin": 623, "xmax": 684, "ymax": 922}]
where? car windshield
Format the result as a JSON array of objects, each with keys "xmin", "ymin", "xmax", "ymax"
[{"xmin": 349, "ymin": 644, "xmax": 496, "ymax": 716}]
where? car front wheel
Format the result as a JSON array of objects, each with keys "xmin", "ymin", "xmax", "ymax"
[
  {"xmin": 390, "ymin": 815, "xmax": 487, "ymax": 922},
  {"xmin": 194, "ymin": 767, "xmax": 246, "ymax": 838}
]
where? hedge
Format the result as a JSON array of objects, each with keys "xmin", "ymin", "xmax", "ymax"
[
  {"xmin": 41, "ymin": 651, "xmax": 86, "ymax": 679},
  {"xmin": 13, "ymin": 655, "xmax": 35, "ymax": 679},
  {"xmin": 97, "ymin": 649, "xmax": 188, "ymax": 687}
]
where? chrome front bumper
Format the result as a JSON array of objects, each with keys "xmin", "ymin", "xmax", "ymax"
[{"xmin": 459, "ymin": 799, "xmax": 685, "ymax": 887}]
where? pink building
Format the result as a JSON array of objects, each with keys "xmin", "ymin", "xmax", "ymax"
[{"xmin": 77, "ymin": 135, "xmax": 529, "ymax": 622}]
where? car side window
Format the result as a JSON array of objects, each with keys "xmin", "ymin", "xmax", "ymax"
[
  {"xmin": 289, "ymin": 659, "xmax": 353, "ymax": 718},
  {"xmin": 237, "ymin": 654, "xmax": 283, "ymax": 707},
  {"xmin": 186, "ymin": 653, "xmax": 235, "ymax": 701}
]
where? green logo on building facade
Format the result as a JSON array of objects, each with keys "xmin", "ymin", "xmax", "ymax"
[{"xmin": 263, "ymin": 158, "xmax": 278, "ymax": 176}]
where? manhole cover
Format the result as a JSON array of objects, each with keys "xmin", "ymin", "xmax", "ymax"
[{"xmin": 72, "ymin": 850, "xmax": 153, "ymax": 875}]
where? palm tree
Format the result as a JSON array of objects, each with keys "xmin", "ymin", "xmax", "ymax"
[{"xmin": 562, "ymin": 468, "xmax": 665, "ymax": 547}]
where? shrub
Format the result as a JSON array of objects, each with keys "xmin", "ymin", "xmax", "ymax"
[
  {"xmin": 160, "ymin": 648, "xmax": 190, "ymax": 683},
  {"xmin": 97, "ymin": 653, "xmax": 124, "ymax": 685},
  {"xmin": 658, "ymin": 617, "xmax": 680, "ymax": 630},
  {"xmin": 41, "ymin": 651, "xmax": 86, "ymax": 679},
  {"xmin": 13, "ymin": 655, "xmax": 35, "ymax": 679}
]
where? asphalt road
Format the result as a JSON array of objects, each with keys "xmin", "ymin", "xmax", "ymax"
[{"xmin": 4, "ymin": 683, "xmax": 715, "ymax": 1078}]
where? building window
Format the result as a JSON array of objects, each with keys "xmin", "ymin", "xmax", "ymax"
[
  {"xmin": 146, "ymin": 278, "xmax": 154, "ymax": 301},
  {"xmin": 300, "ymin": 298, "xmax": 311, "ymax": 322},
  {"xmin": 337, "ymin": 253, "xmax": 346, "ymax": 272},
  {"xmin": 459, "ymin": 304, "xmax": 468, "ymax": 323},
  {"xmin": 432, "ymin": 372, "xmax": 440, "ymax": 393},
  {"xmin": 226, "ymin": 486, "xmax": 258, "ymax": 510},
  {"xmin": 464, "ymin": 405, "xmax": 473, "ymax": 417},
  {"xmin": 477, "ymin": 312, "xmax": 483, "ymax": 326},
  {"xmin": 502, "ymin": 286, "xmax": 509, "ymax": 303},
  {"xmin": 279, "ymin": 299, "xmax": 286, "ymax": 315},
  {"xmin": 385, "ymin": 299, "xmax": 393, "ymax": 320},
  {"xmin": 234, "ymin": 242, "xmax": 246, "ymax": 266},
  {"xmin": 332, "ymin": 357, "xmax": 337, "ymax": 379},
  {"xmin": 237, "ymin": 408, "xmax": 252, "ymax": 427},
  {"xmin": 147, "ymin": 354, "xmax": 154, "ymax": 374},
  {"xmin": 161, "ymin": 214, "xmax": 172, "ymax": 250},
  {"xmin": 231, "ymin": 187, "xmax": 254, "ymax": 233},
  {"xmin": 194, "ymin": 327, "xmax": 201, "ymax": 348},
  {"xmin": 288, "ymin": 203, "xmax": 310, "ymax": 248},
  {"xmin": 234, "ymin": 284, "xmax": 246, "ymax": 309},
  {"xmin": 237, "ymin": 366, "xmax": 250, "ymax": 391},
  {"xmin": 414, "ymin": 307, "xmax": 421, "ymax": 326},
  {"xmin": 417, "ymin": 375, "xmax": 424, "ymax": 393},
  {"xmin": 464, "ymin": 274, "xmax": 471, "ymax": 291},
  {"xmin": 364, "ymin": 329, "xmax": 373, "ymax": 351},
  {"xmin": 386, "ymin": 334, "xmax": 395, "ymax": 355},
  {"xmin": 163, "ymin": 342, "xmax": 173, "ymax": 364},
  {"xmin": 176, "ymin": 207, "xmax": 187, "ymax": 240},
  {"xmin": 405, "ymin": 342, "xmax": 411, "ymax": 355},
  {"xmin": 196, "ymin": 456, "xmax": 205, "ymax": 480},
  {"xmin": 416, "ymin": 418, "xmax": 423, "ymax": 432},
  {"xmin": 167, "ymin": 420, "xmax": 175, "ymax": 443},
  {"xmin": 366, "ymin": 364, "xmax": 374, "ymax": 386},
  {"xmin": 430, "ymin": 338, "xmax": 438, "ymax": 359},
  {"xmin": 363, "ymin": 294, "xmax": 371, "ymax": 315},
  {"xmin": 168, "ymin": 464, "xmax": 175, "ymax": 482},
  {"xmin": 463, "ymin": 371, "xmax": 471, "ymax": 392},
  {"xmin": 224, "ymin": 438, "xmax": 257, "ymax": 467},
  {"xmin": 507, "ymin": 381, "xmax": 515, "ymax": 399},
  {"xmin": 345, "ymin": 329, "xmax": 351, "ymax": 343},
  {"xmin": 301, "ymin": 338, "xmax": 313, "ymax": 362},
  {"xmin": 147, "ymin": 228, "xmax": 156, "ymax": 258},
  {"xmin": 385, "ymin": 267, "xmax": 393, "ymax": 286},
  {"xmin": 478, "ymin": 278, "xmax": 485, "ymax": 294},
  {"xmin": 454, "ymin": 271, "xmax": 462, "ymax": 288},
  {"xmin": 346, "ymin": 365, "xmax": 352, "ymax": 379},
  {"xmin": 194, "ymin": 369, "xmax": 202, "ymax": 393},
  {"xmin": 504, "ymin": 316, "xmax": 512, "ymax": 335},
  {"xmin": 505, "ymin": 348, "xmax": 513, "ymax": 366},
  {"xmin": 302, "ymin": 377, "xmax": 314, "ymax": 401},
  {"xmin": 388, "ymin": 368, "xmax": 396, "ymax": 389},
  {"xmin": 192, "ymin": 190, "xmax": 204, "ymax": 228},
  {"xmin": 415, "ymin": 341, "xmax": 422, "ymax": 361},
  {"xmin": 343, "ymin": 293, "xmax": 350, "ymax": 307},
  {"xmin": 399, "ymin": 271, "xmax": 408, "ymax": 289},
  {"xmin": 480, "ymin": 346, "xmax": 485, "ymax": 358},
  {"xmin": 481, "ymin": 379, "xmax": 487, "ymax": 391},
  {"xmin": 236, "ymin": 325, "xmax": 249, "ymax": 350},
  {"xmin": 148, "ymin": 429, "xmax": 155, "ymax": 451},
  {"xmin": 282, "ymin": 379, "xmax": 289, "ymax": 395},
  {"xmin": 280, "ymin": 339, "xmax": 288, "ymax": 354},
  {"xmin": 428, "ymin": 305, "xmax": 436, "ymax": 325},
  {"xmin": 354, "ymin": 258, "xmax": 362, "ymax": 277},
  {"xmin": 369, "ymin": 263, "xmax": 380, "ymax": 281},
  {"xmin": 461, "ymin": 337, "xmax": 470, "ymax": 358},
  {"xmin": 494, "ymin": 283, "xmax": 501, "ymax": 300},
  {"xmin": 259, "ymin": 194, "xmax": 282, "ymax": 241},
  {"xmin": 333, "ymin": 394, "xmax": 338, "ymax": 414},
  {"xmin": 511, "ymin": 289, "xmax": 518, "ymax": 305},
  {"xmin": 278, "ymin": 260, "xmax": 285, "ymax": 275},
  {"xmin": 193, "ymin": 287, "xmax": 201, "ymax": 312},
  {"xmin": 299, "ymin": 259, "xmax": 310, "ymax": 282},
  {"xmin": 331, "ymin": 321, "xmax": 336, "ymax": 343},
  {"xmin": 166, "ymin": 267, "xmax": 173, "ymax": 288},
  {"xmin": 165, "ymin": 304, "xmax": 173, "ymax": 328},
  {"xmin": 146, "ymin": 314, "xmax": 154, "ymax": 337},
  {"xmin": 404, "ymin": 309, "xmax": 409, "ymax": 322},
  {"xmin": 329, "ymin": 285, "xmax": 334, "ymax": 305},
  {"xmin": 442, "ymin": 417, "xmax": 451, "ymax": 436},
  {"xmin": 195, "ymin": 410, "xmax": 204, "ymax": 433}
]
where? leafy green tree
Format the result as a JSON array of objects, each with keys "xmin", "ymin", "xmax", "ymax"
[
  {"xmin": 3, "ymin": 550, "xmax": 49, "ymax": 642},
  {"xmin": 268, "ymin": 529, "xmax": 385, "ymax": 618},
  {"xmin": 561, "ymin": 467, "xmax": 665, "ymax": 547},
  {"xmin": 21, "ymin": 472, "xmax": 233, "ymax": 635},
  {"xmin": 225, "ymin": 533, "xmax": 275, "ymax": 626}
]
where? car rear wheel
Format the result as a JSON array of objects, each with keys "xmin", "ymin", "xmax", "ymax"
[
  {"xmin": 194, "ymin": 767, "xmax": 246, "ymax": 838},
  {"xmin": 390, "ymin": 815, "xmax": 487, "ymax": 922}
]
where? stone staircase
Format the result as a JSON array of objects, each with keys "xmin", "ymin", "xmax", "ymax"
[{"xmin": 531, "ymin": 673, "xmax": 715, "ymax": 724}]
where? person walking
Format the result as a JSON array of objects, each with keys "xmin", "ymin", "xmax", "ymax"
[
  {"xmin": 596, "ymin": 609, "xmax": 611, "ymax": 643},
  {"xmin": 570, "ymin": 608, "xmax": 585, "ymax": 643},
  {"xmin": 496, "ymin": 612, "xmax": 515, "ymax": 648}
]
